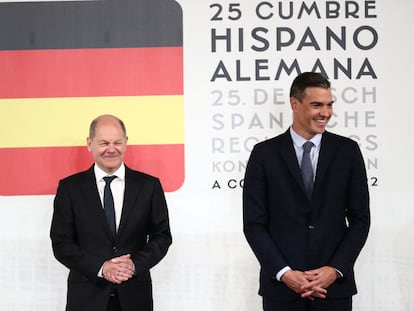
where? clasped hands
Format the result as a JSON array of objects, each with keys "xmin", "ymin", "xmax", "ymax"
[
  {"xmin": 281, "ymin": 266, "xmax": 338, "ymax": 300},
  {"xmin": 102, "ymin": 254, "xmax": 135, "ymax": 284}
]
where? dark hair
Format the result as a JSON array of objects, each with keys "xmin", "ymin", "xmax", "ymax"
[
  {"xmin": 289, "ymin": 72, "xmax": 330, "ymax": 101},
  {"xmin": 89, "ymin": 115, "xmax": 127, "ymax": 138}
]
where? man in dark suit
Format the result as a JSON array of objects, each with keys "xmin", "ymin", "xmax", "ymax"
[
  {"xmin": 50, "ymin": 114, "xmax": 172, "ymax": 311},
  {"xmin": 243, "ymin": 72, "xmax": 370, "ymax": 311}
]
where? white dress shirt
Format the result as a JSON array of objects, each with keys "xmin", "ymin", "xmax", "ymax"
[
  {"xmin": 290, "ymin": 126, "xmax": 322, "ymax": 178},
  {"xmin": 94, "ymin": 164, "xmax": 126, "ymax": 277},
  {"xmin": 94, "ymin": 164, "xmax": 126, "ymax": 233}
]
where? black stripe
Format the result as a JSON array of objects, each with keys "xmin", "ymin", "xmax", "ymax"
[{"xmin": 0, "ymin": 0, "xmax": 182, "ymax": 50}]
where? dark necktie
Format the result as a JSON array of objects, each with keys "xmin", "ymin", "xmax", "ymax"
[
  {"xmin": 103, "ymin": 176, "xmax": 117, "ymax": 240},
  {"xmin": 301, "ymin": 141, "xmax": 314, "ymax": 200}
]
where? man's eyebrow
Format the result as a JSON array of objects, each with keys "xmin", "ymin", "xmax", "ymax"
[
  {"xmin": 98, "ymin": 139, "xmax": 124, "ymax": 143},
  {"xmin": 310, "ymin": 100, "xmax": 334, "ymax": 105}
]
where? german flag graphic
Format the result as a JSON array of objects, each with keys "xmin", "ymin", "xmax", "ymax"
[{"xmin": 0, "ymin": 0, "xmax": 184, "ymax": 195}]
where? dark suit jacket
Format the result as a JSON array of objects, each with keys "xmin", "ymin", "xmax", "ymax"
[
  {"xmin": 243, "ymin": 130, "xmax": 370, "ymax": 300},
  {"xmin": 50, "ymin": 165, "xmax": 172, "ymax": 311}
]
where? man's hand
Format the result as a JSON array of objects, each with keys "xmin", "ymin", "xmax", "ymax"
[
  {"xmin": 102, "ymin": 254, "xmax": 135, "ymax": 284},
  {"xmin": 281, "ymin": 270, "xmax": 312, "ymax": 297},
  {"xmin": 300, "ymin": 266, "xmax": 338, "ymax": 299}
]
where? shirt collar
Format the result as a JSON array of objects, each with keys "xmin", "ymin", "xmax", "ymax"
[
  {"xmin": 94, "ymin": 163, "xmax": 125, "ymax": 182},
  {"xmin": 289, "ymin": 126, "xmax": 322, "ymax": 149}
]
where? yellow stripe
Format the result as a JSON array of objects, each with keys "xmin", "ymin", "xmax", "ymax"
[{"xmin": 0, "ymin": 95, "xmax": 184, "ymax": 147}]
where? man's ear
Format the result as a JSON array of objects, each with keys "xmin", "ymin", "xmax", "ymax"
[
  {"xmin": 86, "ymin": 137, "xmax": 92, "ymax": 152},
  {"xmin": 290, "ymin": 97, "xmax": 299, "ymax": 112}
]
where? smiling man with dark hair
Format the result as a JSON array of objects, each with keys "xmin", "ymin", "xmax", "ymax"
[{"xmin": 243, "ymin": 72, "xmax": 370, "ymax": 311}]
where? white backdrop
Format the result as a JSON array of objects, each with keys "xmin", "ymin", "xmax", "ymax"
[{"xmin": 1, "ymin": 0, "xmax": 414, "ymax": 310}]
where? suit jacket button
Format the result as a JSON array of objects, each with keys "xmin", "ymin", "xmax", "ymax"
[{"xmin": 308, "ymin": 225, "xmax": 314, "ymax": 229}]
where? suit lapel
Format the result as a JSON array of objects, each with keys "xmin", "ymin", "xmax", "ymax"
[
  {"xmin": 314, "ymin": 132, "xmax": 336, "ymax": 188},
  {"xmin": 279, "ymin": 130, "xmax": 338, "ymax": 202},
  {"xmin": 278, "ymin": 130, "xmax": 307, "ymax": 195},
  {"xmin": 79, "ymin": 166, "xmax": 114, "ymax": 240},
  {"xmin": 117, "ymin": 166, "xmax": 142, "ymax": 237}
]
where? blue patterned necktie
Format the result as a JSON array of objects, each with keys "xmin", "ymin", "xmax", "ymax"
[
  {"xmin": 103, "ymin": 176, "xmax": 117, "ymax": 239},
  {"xmin": 301, "ymin": 141, "xmax": 314, "ymax": 200}
]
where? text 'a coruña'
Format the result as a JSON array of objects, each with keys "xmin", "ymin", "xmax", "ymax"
[{"xmin": 212, "ymin": 179, "xmax": 244, "ymax": 190}]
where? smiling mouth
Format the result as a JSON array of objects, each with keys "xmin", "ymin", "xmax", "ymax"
[{"xmin": 104, "ymin": 155, "xmax": 119, "ymax": 159}]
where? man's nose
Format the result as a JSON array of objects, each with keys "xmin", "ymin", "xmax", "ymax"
[
  {"xmin": 320, "ymin": 105, "xmax": 331, "ymax": 116},
  {"xmin": 107, "ymin": 144, "xmax": 116, "ymax": 151}
]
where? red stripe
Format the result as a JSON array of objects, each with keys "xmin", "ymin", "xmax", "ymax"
[
  {"xmin": 0, "ymin": 47, "xmax": 183, "ymax": 98},
  {"xmin": 0, "ymin": 145, "xmax": 184, "ymax": 195}
]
